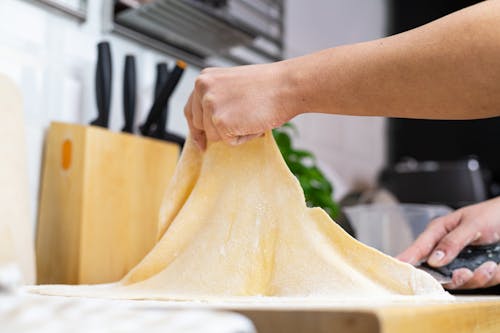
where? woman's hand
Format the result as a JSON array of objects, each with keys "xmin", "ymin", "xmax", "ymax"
[
  {"xmin": 184, "ymin": 63, "xmax": 299, "ymax": 150},
  {"xmin": 397, "ymin": 197, "xmax": 500, "ymax": 289}
]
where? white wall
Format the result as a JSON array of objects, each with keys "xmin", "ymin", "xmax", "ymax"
[
  {"xmin": 0, "ymin": 0, "xmax": 197, "ymax": 225},
  {"xmin": 285, "ymin": 0, "xmax": 388, "ymax": 198}
]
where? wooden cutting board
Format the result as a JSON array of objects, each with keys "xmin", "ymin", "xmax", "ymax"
[
  {"xmin": 229, "ymin": 296, "xmax": 500, "ymax": 333},
  {"xmin": 0, "ymin": 74, "xmax": 35, "ymax": 284}
]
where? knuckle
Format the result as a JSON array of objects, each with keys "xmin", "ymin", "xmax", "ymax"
[
  {"xmin": 211, "ymin": 113, "xmax": 234, "ymax": 138},
  {"xmin": 194, "ymin": 75, "xmax": 210, "ymax": 92},
  {"xmin": 438, "ymin": 237, "xmax": 461, "ymax": 253},
  {"xmin": 202, "ymin": 94, "xmax": 216, "ymax": 111},
  {"xmin": 211, "ymin": 111, "xmax": 226, "ymax": 128},
  {"xmin": 407, "ymin": 243, "xmax": 426, "ymax": 259}
]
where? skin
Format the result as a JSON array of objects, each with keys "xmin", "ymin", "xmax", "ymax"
[
  {"xmin": 398, "ymin": 198, "xmax": 500, "ymax": 289},
  {"xmin": 183, "ymin": 0, "xmax": 500, "ymax": 289}
]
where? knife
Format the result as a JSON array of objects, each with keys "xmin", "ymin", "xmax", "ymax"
[
  {"xmin": 154, "ymin": 64, "xmax": 169, "ymax": 139},
  {"xmin": 154, "ymin": 63, "xmax": 169, "ymax": 113},
  {"xmin": 417, "ymin": 266, "xmax": 452, "ymax": 284},
  {"xmin": 91, "ymin": 41, "xmax": 112, "ymax": 128},
  {"xmin": 122, "ymin": 55, "xmax": 136, "ymax": 133},
  {"xmin": 149, "ymin": 63, "xmax": 184, "ymax": 144},
  {"xmin": 140, "ymin": 60, "xmax": 186, "ymax": 142},
  {"xmin": 417, "ymin": 243, "xmax": 500, "ymax": 284}
]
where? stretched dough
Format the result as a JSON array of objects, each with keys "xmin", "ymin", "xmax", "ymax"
[{"xmin": 33, "ymin": 133, "xmax": 444, "ymax": 300}]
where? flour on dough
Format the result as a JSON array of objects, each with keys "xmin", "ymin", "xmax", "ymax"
[{"xmin": 31, "ymin": 133, "xmax": 445, "ymax": 300}]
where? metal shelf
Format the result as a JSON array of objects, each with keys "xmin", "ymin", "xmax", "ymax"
[
  {"xmin": 113, "ymin": 0, "xmax": 284, "ymax": 67},
  {"xmin": 30, "ymin": 0, "xmax": 87, "ymax": 21}
]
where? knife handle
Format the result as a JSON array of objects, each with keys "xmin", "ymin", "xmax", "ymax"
[
  {"xmin": 140, "ymin": 60, "xmax": 186, "ymax": 136},
  {"xmin": 122, "ymin": 55, "xmax": 136, "ymax": 133},
  {"xmin": 154, "ymin": 63, "xmax": 169, "ymax": 99},
  {"xmin": 163, "ymin": 132, "xmax": 186, "ymax": 148},
  {"xmin": 91, "ymin": 42, "xmax": 112, "ymax": 128},
  {"xmin": 151, "ymin": 63, "xmax": 169, "ymax": 136}
]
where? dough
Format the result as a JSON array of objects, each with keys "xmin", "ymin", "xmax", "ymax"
[{"xmin": 32, "ymin": 133, "xmax": 445, "ymax": 300}]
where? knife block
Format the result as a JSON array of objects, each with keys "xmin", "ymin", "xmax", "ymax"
[{"xmin": 36, "ymin": 122, "xmax": 180, "ymax": 284}]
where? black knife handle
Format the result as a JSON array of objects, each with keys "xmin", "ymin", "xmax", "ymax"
[
  {"xmin": 91, "ymin": 42, "xmax": 112, "ymax": 128},
  {"xmin": 421, "ymin": 243, "xmax": 500, "ymax": 278},
  {"xmin": 163, "ymin": 132, "xmax": 186, "ymax": 148},
  {"xmin": 140, "ymin": 60, "xmax": 186, "ymax": 136},
  {"xmin": 122, "ymin": 55, "xmax": 136, "ymax": 133},
  {"xmin": 151, "ymin": 63, "xmax": 169, "ymax": 136},
  {"xmin": 154, "ymin": 63, "xmax": 169, "ymax": 99}
]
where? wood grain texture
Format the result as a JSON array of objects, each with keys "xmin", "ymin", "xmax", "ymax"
[
  {"xmin": 240, "ymin": 309, "xmax": 379, "ymax": 333},
  {"xmin": 377, "ymin": 298, "xmax": 500, "ymax": 333},
  {"xmin": 36, "ymin": 122, "xmax": 179, "ymax": 284},
  {"xmin": 233, "ymin": 297, "xmax": 500, "ymax": 333}
]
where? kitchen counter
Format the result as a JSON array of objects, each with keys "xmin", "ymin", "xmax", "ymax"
[{"xmin": 6, "ymin": 290, "xmax": 500, "ymax": 333}]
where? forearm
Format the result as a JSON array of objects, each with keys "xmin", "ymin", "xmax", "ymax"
[{"xmin": 281, "ymin": 0, "xmax": 500, "ymax": 120}]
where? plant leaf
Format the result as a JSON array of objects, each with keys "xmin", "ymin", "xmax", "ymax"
[{"xmin": 273, "ymin": 123, "xmax": 340, "ymax": 219}]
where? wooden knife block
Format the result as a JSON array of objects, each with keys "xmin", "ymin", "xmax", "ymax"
[{"xmin": 36, "ymin": 122, "xmax": 180, "ymax": 285}]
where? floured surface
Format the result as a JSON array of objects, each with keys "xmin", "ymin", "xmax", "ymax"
[
  {"xmin": 0, "ymin": 292, "xmax": 255, "ymax": 333},
  {"xmin": 32, "ymin": 133, "xmax": 446, "ymax": 300}
]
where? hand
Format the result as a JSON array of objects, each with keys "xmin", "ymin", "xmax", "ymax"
[
  {"xmin": 397, "ymin": 197, "xmax": 500, "ymax": 289},
  {"xmin": 184, "ymin": 63, "xmax": 299, "ymax": 150}
]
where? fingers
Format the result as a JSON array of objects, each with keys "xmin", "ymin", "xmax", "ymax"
[
  {"xmin": 397, "ymin": 211, "xmax": 462, "ymax": 265},
  {"xmin": 483, "ymin": 263, "xmax": 500, "ymax": 288},
  {"xmin": 228, "ymin": 133, "xmax": 264, "ymax": 146},
  {"xmin": 186, "ymin": 74, "xmax": 229, "ymax": 148},
  {"xmin": 444, "ymin": 262, "xmax": 499, "ymax": 290},
  {"xmin": 443, "ymin": 268, "xmax": 474, "ymax": 290},
  {"xmin": 202, "ymin": 94, "xmax": 222, "ymax": 142},
  {"xmin": 184, "ymin": 93, "xmax": 206, "ymax": 150},
  {"xmin": 427, "ymin": 222, "xmax": 482, "ymax": 267},
  {"xmin": 184, "ymin": 66, "xmax": 271, "ymax": 148}
]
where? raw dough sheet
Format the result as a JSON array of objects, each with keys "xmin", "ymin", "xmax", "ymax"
[{"xmin": 32, "ymin": 133, "xmax": 448, "ymax": 301}]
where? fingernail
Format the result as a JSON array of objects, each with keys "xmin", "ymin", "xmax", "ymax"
[{"xmin": 428, "ymin": 250, "xmax": 445, "ymax": 265}]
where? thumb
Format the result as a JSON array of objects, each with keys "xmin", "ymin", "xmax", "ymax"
[{"xmin": 227, "ymin": 133, "xmax": 264, "ymax": 146}]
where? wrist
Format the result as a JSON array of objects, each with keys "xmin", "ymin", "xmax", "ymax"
[{"xmin": 273, "ymin": 59, "xmax": 310, "ymax": 121}]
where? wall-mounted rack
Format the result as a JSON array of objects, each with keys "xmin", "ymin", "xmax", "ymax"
[
  {"xmin": 113, "ymin": 0, "xmax": 284, "ymax": 67},
  {"xmin": 31, "ymin": 0, "xmax": 87, "ymax": 21}
]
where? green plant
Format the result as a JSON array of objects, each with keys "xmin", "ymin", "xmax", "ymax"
[{"xmin": 272, "ymin": 123, "xmax": 340, "ymax": 219}]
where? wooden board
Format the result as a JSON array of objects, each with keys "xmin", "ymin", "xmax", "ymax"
[
  {"xmin": 231, "ymin": 297, "xmax": 500, "ymax": 333},
  {"xmin": 36, "ymin": 122, "xmax": 180, "ymax": 284},
  {"xmin": 0, "ymin": 74, "xmax": 35, "ymax": 284}
]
